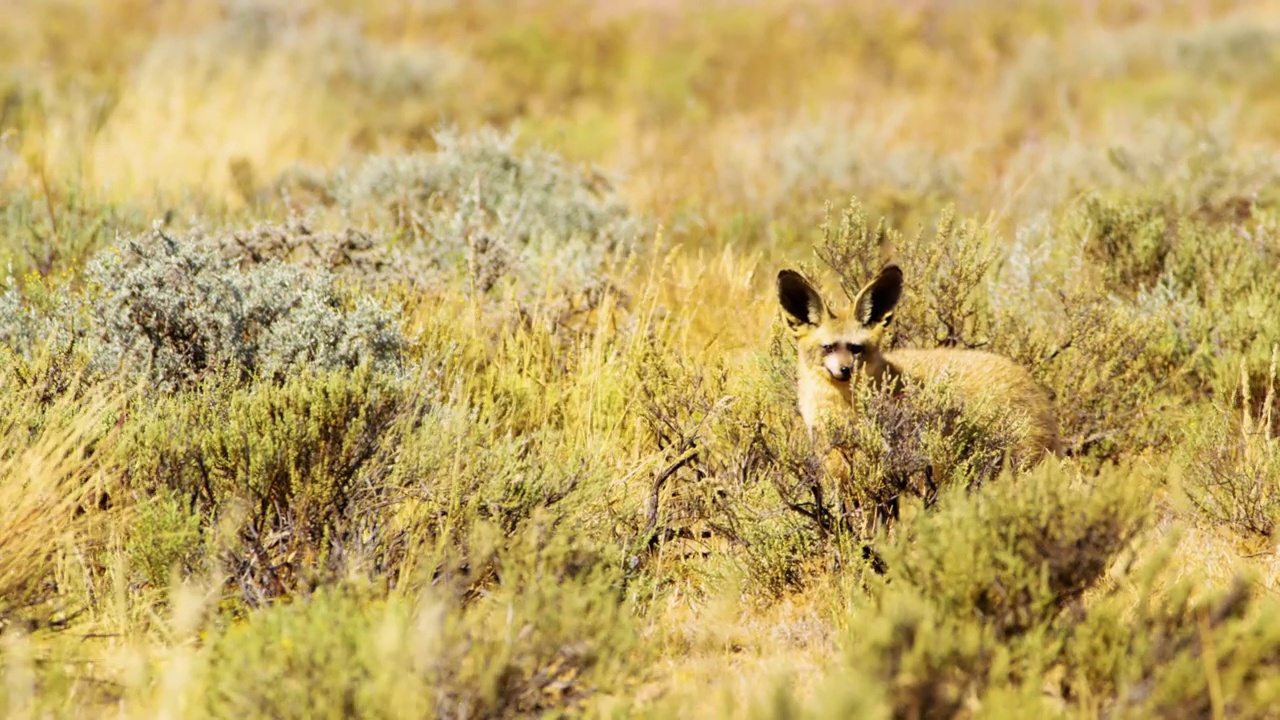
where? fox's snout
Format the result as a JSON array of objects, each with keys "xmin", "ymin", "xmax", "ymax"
[{"xmin": 824, "ymin": 354, "xmax": 855, "ymax": 382}]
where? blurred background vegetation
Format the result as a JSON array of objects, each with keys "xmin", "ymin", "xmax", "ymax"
[{"xmin": 3, "ymin": 0, "xmax": 1280, "ymax": 717}]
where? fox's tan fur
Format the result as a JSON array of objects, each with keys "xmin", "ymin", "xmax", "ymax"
[{"xmin": 778, "ymin": 264, "xmax": 1061, "ymax": 467}]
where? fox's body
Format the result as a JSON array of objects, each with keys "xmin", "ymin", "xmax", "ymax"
[{"xmin": 780, "ymin": 265, "xmax": 1061, "ymax": 470}]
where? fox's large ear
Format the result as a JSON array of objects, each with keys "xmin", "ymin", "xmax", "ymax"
[
  {"xmin": 853, "ymin": 264, "xmax": 902, "ymax": 327},
  {"xmin": 777, "ymin": 269, "xmax": 826, "ymax": 330}
]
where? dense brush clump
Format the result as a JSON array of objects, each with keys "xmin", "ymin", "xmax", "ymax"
[
  {"xmin": 802, "ymin": 463, "xmax": 1280, "ymax": 719},
  {"xmin": 86, "ymin": 226, "xmax": 406, "ymax": 389},
  {"xmin": 824, "ymin": 377, "xmax": 1027, "ymax": 534},
  {"xmin": 117, "ymin": 366, "xmax": 411, "ymax": 599},
  {"xmin": 196, "ymin": 525, "xmax": 634, "ymax": 719}
]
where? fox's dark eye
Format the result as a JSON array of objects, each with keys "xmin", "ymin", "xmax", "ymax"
[
  {"xmin": 821, "ymin": 343, "xmax": 835, "ymax": 354},
  {"xmin": 849, "ymin": 343, "xmax": 864, "ymax": 354}
]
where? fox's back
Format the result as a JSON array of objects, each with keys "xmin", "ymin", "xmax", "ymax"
[{"xmin": 886, "ymin": 348, "xmax": 1061, "ymax": 461}]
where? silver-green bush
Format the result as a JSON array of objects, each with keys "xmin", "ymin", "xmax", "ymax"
[{"xmin": 86, "ymin": 226, "xmax": 406, "ymax": 390}]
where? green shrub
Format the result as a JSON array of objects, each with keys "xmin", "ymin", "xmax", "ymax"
[
  {"xmin": 1063, "ymin": 566, "xmax": 1280, "ymax": 718},
  {"xmin": 885, "ymin": 462, "xmax": 1146, "ymax": 641},
  {"xmin": 384, "ymin": 398, "xmax": 604, "ymax": 578},
  {"xmin": 0, "ymin": 272, "xmax": 92, "ymax": 405},
  {"xmin": 86, "ymin": 226, "xmax": 406, "ymax": 390},
  {"xmin": 1069, "ymin": 191, "xmax": 1273, "ymax": 304},
  {"xmin": 201, "ymin": 584, "xmax": 407, "ymax": 719},
  {"xmin": 995, "ymin": 290, "xmax": 1178, "ymax": 459},
  {"xmin": 826, "ymin": 376, "xmax": 1028, "ymax": 537},
  {"xmin": 1181, "ymin": 352, "xmax": 1280, "ymax": 538},
  {"xmin": 813, "ymin": 199, "xmax": 998, "ymax": 351},
  {"xmin": 200, "ymin": 524, "xmax": 636, "ymax": 719},
  {"xmin": 758, "ymin": 457, "xmax": 1280, "ymax": 719},
  {"xmin": 0, "ymin": 184, "xmax": 144, "ymax": 278},
  {"xmin": 118, "ymin": 366, "xmax": 411, "ymax": 597},
  {"xmin": 807, "ymin": 461, "xmax": 1148, "ymax": 717},
  {"xmin": 1075, "ymin": 193, "xmax": 1174, "ymax": 296},
  {"xmin": 806, "ymin": 198, "xmax": 1196, "ymax": 461},
  {"xmin": 127, "ymin": 486, "xmax": 204, "ymax": 590},
  {"xmin": 1068, "ymin": 191, "xmax": 1280, "ymax": 395}
]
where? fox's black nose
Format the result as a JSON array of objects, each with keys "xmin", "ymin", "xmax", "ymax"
[{"xmin": 837, "ymin": 366, "xmax": 852, "ymax": 382}]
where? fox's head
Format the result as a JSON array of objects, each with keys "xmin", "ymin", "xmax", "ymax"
[{"xmin": 776, "ymin": 265, "xmax": 902, "ymax": 385}]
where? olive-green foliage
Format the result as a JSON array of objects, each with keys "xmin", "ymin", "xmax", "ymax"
[
  {"xmin": 1065, "ymin": 572, "xmax": 1280, "ymax": 719},
  {"xmin": 1180, "ymin": 354, "xmax": 1280, "ymax": 537},
  {"xmin": 813, "ymin": 200, "xmax": 996, "ymax": 350},
  {"xmin": 656, "ymin": 276, "xmax": 1028, "ymax": 585},
  {"xmin": 784, "ymin": 460, "xmax": 1280, "ymax": 719},
  {"xmin": 1071, "ymin": 192, "xmax": 1280, "ymax": 397},
  {"xmin": 86, "ymin": 227, "xmax": 406, "ymax": 389},
  {"xmin": 627, "ymin": 334, "xmax": 840, "ymax": 595},
  {"xmin": 384, "ymin": 393, "xmax": 608, "ymax": 589},
  {"xmin": 804, "ymin": 461, "xmax": 1149, "ymax": 718},
  {"xmin": 1076, "ymin": 193, "xmax": 1174, "ymax": 294},
  {"xmin": 127, "ymin": 486, "xmax": 204, "ymax": 590},
  {"xmin": 200, "ymin": 524, "xmax": 635, "ymax": 720},
  {"xmin": 0, "ymin": 273, "xmax": 92, "ymax": 407},
  {"xmin": 0, "ymin": 184, "xmax": 145, "ymax": 278},
  {"xmin": 201, "ymin": 584, "xmax": 412, "ymax": 719},
  {"xmin": 887, "ymin": 463, "xmax": 1145, "ymax": 642},
  {"xmin": 0, "ymin": 630, "xmax": 115, "ymax": 717},
  {"xmin": 337, "ymin": 126, "xmax": 642, "ymax": 297},
  {"xmin": 118, "ymin": 366, "xmax": 410, "ymax": 594},
  {"xmin": 16, "ymin": 4, "xmax": 1280, "ymax": 717},
  {"xmin": 692, "ymin": 338, "xmax": 835, "ymax": 595},
  {"xmin": 995, "ymin": 290, "xmax": 1176, "ymax": 458},
  {"xmin": 828, "ymin": 376, "xmax": 1026, "ymax": 533},
  {"xmin": 811, "ymin": 198, "xmax": 1185, "ymax": 460}
]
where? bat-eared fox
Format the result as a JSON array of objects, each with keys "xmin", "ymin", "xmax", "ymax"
[{"xmin": 777, "ymin": 264, "xmax": 1061, "ymax": 529}]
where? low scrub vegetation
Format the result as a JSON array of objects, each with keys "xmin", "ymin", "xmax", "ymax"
[{"xmin": 4, "ymin": 1, "xmax": 1280, "ymax": 718}]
